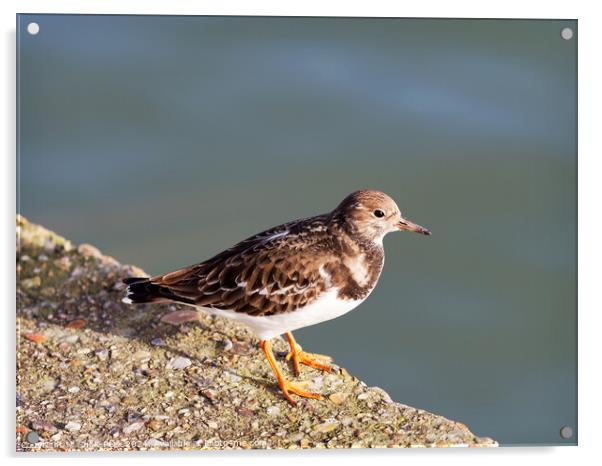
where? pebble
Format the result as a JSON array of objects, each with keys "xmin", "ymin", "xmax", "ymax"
[
  {"xmin": 371, "ymin": 387, "xmax": 393, "ymax": 403},
  {"xmin": 300, "ymin": 438, "xmax": 311, "ymax": 448},
  {"xmin": 70, "ymin": 266, "xmax": 86, "ymax": 278},
  {"xmin": 231, "ymin": 341, "xmax": 251, "ymax": 355},
  {"xmin": 67, "ymin": 319, "xmax": 86, "ymax": 330},
  {"xmin": 223, "ymin": 371, "xmax": 241, "ymax": 383},
  {"xmin": 55, "ymin": 256, "xmax": 72, "ymax": 271},
  {"xmin": 145, "ymin": 438, "xmax": 168, "ymax": 447},
  {"xmin": 64, "ymin": 421, "xmax": 82, "ymax": 431},
  {"xmin": 123, "ymin": 421, "xmax": 145, "ymax": 434},
  {"xmin": 266, "ymin": 406, "xmax": 280, "ymax": 416},
  {"xmin": 357, "ymin": 393, "xmax": 370, "ymax": 401},
  {"xmin": 218, "ymin": 338, "xmax": 233, "ymax": 351},
  {"xmin": 31, "ymin": 419, "xmax": 58, "ymax": 433},
  {"xmin": 314, "ymin": 420, "xmax": 340, "ymax": 434},
  {"xmin": 167, "ymin": 357, "xmax": 191, "ymax": 370},
  {"xmin": 95, "ymin": 349, "xmax": 109, "ymax": 361},
  {"xmin": 150, "ymin": 338, "xmax": 164, "ymax": 346},
  {"xmin": 24, "ymin": 333, "xmax": 46, "ymax": 344},
  {"xmin": 22, "ymin": 276, "xmax": 41, "ymax": 288},
  {"xmin": 133, "ymin": 350, "xmax": 151, "ymax": 362},
  {"xmin": 110, "ymin": 362, "xmax": 124, "ymax": 373},
  {"xmin": 62, "ymin": 335, "xmax": 79, "ymax": 344},
  {"xmin": 200, "ymin": 388, "xmax": 216, "ymax": 400},
  {"xmin": 147, "ymin": 419, "xmax": 162, "ymax": 431},
  {"xmin": 206, "ymin": 420, "xmax": 218, "ymax": 429},
  {"xmin": 125, "ymin": 411, "xmax": 142, "ymax": 422},
  {"xmin": 41, "ymin": 287, "xmax": 56, "ymax": 297},
  {"xmin": 40, "ymin": 287, "xmax": 56, "ymax": 298},
  {"xmin": 67, "ymin": 386, "xmax": 80, "ymax": 394},
  {"xmin": 310, "ymin": 377, "xmax": 324, "ymax": 390},
  {"xmin": 97, "ymin": 400, "xmax": 115, "ymax": 413},
  {"xmin": 77, "ymin": 243, "xmax": 103, "ymax": 259},
  {"xmin": 160, "ymin": 310, "xmax": 199, "ymax": 325},
  {"xmin": 43, "ymin": 239, "xmax": 56, "ymax": 252},
  {"xmin": 41, "ymin": 378, "xmax": 57, "ymax": 392},
  {"xmin": 329, "ymin": 392, "xmax": 349, "ymax": 405},
  {"xmin": 236, "ymin": 407, "xmax": 254, "ymax": 417}
]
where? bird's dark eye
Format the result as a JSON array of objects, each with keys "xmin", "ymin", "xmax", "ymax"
[{"xmin": 373, "ymin": 209, "xmax": 385, "ymax": 218}]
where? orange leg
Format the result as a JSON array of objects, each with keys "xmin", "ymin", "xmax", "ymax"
[
  {"xmin": 259, "ymin": 339, "xmax": 322, "ymax": 406},
  {"xmin": 284, "ymin": 331, "xmax": 333, "ymax": 376}
]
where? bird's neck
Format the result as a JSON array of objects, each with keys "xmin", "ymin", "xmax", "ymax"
[{"xmin": 329, "ymin": 221, "xmax": 385, "ymax": 301}]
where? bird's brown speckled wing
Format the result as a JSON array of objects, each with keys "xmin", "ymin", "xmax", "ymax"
[{"xmin": 148, "ymin": 215, "xmax": 337, "ymax": 316}]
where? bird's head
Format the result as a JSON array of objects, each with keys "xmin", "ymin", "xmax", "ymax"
[{"xmin": 334, "ymin": 190, "xmax": 431, "ymax": 243}]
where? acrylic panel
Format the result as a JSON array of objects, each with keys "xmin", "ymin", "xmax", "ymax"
[{"xmin": 16, "ymin": 15, "xmax": 577, "ymax": 451}]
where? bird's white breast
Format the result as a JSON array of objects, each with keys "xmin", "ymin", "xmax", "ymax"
[{"xmin": 196, "ymin": 288, "xmax": 365, "ymax": 340}]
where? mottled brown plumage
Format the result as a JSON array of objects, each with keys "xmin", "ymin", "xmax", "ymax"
[
  {"xmin": 124, "ymin": 190, "xmax": 430, "ymax": 319},
  {"xmin": 123, "ymin": 190, "xmax": 430, "ymax": 405}
]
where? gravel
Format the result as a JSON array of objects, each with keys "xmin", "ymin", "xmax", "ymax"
[
  {"xmin": 122, "ymin": 421, "xmax": 145, "ymax": 435},
  {"xmin": 166, "ymin": 357, "xmax": 191, "ymax": 370},
  {"xmin": 16, "ymin": 215, "xmax": 497, "ymax": 451},
  {"xmin": 64, "ymin": 421, "xmax": 82, "ymax": 432}
]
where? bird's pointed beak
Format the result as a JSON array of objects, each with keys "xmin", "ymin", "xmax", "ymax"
[{"xmin": 397, "ymin": 217, "xmax": 431, "ymax": 236}]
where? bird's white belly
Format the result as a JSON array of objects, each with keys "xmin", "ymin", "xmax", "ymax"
[{"xmin": 196, "ymin": 288, "xmax": 365, "ymax": 340}]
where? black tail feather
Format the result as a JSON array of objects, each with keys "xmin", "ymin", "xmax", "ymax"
[
  {"xmin": 123, "ymin": 277, "xmax": 150, "ymax": 285},
  {"xmin": 122, "ymin": 277, "xmax": 195, "ymax": 305}
]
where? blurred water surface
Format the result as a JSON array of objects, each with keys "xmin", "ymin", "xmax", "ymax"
[{"xmin": 17, "ymin": 15, "xmax": 576, "ymax": 445}]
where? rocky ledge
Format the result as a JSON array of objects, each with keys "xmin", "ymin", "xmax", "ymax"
[{"xmin": 16, "ymin": 215, "xmax": 496, "ymax": 451}]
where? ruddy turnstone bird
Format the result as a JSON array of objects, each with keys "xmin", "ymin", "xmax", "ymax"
[{"xmin": 123, "ymin": 190, "xmax": 430, "ymax": 405}]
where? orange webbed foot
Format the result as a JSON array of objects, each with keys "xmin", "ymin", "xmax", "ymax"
[
  {"xmin": 284, "ymin": 331, "xmax": 333, "ymax": 376},
  {"xmin": 260, "ymin": 339, "xmax": 324, "ymax": 406},
  {"xmin": 285, "ymin": 345, "xmax": 333, "ymax": 376},
  {"xmin": 278, "ymin": 379, "xmax": 323, "ymax": 406}
]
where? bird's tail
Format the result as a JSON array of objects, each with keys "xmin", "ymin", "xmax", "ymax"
[{"xmin": 122, "ymin": 277, "xmax": 195, "ymax": 305}]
